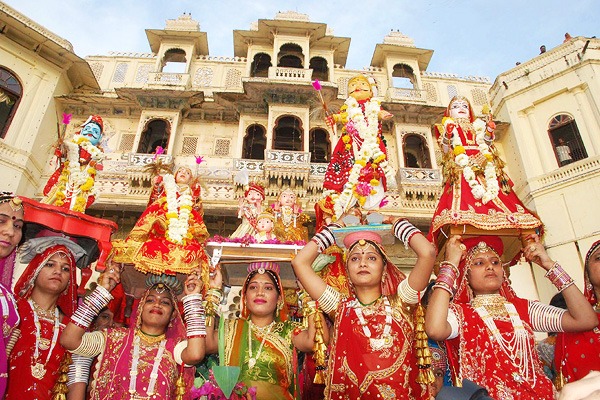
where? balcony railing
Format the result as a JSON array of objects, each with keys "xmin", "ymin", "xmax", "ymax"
[
  {"xmin": 397, "ymin": 167, "xmax": 441, "ymax": 185},
  {"xmin": 147, "ymin": 72, "xmax": 190, "ymax": 87},
  {"xmin": 268, "ymin": 67, "xmax": 312, "ymax": 82},
  {"xmin": 386, "ymin": 87, "xmax": 427, "ymax": 102}
]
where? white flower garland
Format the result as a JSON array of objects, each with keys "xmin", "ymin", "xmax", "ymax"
[
  {"xmin": 163, "ymin": 174, "xmax": 193, "ymax": 244},
  {"xmin": 445, "ymin": 117, "xmax": 499, "ymax": 204},
  {"xmin": 333, "ymin": 97, "xmax": 395, "ymax": 218}
]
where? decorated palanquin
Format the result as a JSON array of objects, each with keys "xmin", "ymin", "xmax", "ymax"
[
  {"xmin": 124, "ymin": 166, "xmax": 211, "ymax": 287},
  {"xmin": 42, "ymin": 115, "xmax": 105, "ymax": 213},
  {"xmin": 428, "ymin": 96, "xmax": 543, "ymax": 256}
]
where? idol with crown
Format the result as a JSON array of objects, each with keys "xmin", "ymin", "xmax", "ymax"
[
  {"xmin": 42, "ymin": 115, "xmax": 105, "ymax": 213},
  {"xmin": 317, "ymin": 74, "xmax": 396, "ymax": 224},
  {"xmin": 428, "ymin": 96, "xmax": 543, "ymax": 250},
  {"xmin": 125, "ymin": 165, "xmax": 210, "ymax": 285},
  {"xmin": 270, "ymin": 188, "xmax": 310, "ymax": 243}
]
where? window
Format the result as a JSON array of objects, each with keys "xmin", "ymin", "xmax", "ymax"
[
  {"xmin": 392, "ymin": 63, "xmax": 415, "ymax": 89},
  {"xmin": 277, "ymin": 44, "xmax": 303, "ymax": 68},
  {"xmin": 548, "ymin": 114, "xmax": 587, "ymax": 166},
  {"xmin": 0, "ymin": 68, "xmax": 21, "ymax": 139},
  {"xmin": 242, "ymin": 124, "xmax": 266, "ymax": 159},
  {"xmin": 310, "ymin": 57, "xmax": 329, "ymax": 82},
  {"xmin": 161, "ymin": 48, "xmax": 187, "ymax": 73},
  {"xmin": 273, "ymin": 116, "xmax": 302, "ymax": 151},
  {"xmin": 137, "ymin": 119, "xmax": 171, "ymax": 154},
  {"xmin": 403, "ymin": 134, "xmax": 431, "ymax": 168},
  {"xmin": 250, "ymin": 53, "xmax": 272, "ymax": 78},
  {"xmin": 309, "ymin": 128, "xmax": 330, "ymax": 163}
]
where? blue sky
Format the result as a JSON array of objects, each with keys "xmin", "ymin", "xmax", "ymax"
[{"xmin": 5, "ymin": 0, "xmax": 597, "ymax": 80}]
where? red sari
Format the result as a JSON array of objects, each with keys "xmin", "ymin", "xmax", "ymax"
[
  {"xmin": 447, "ymin": 298, "xmax": 555, "ymax": 400},
  {"xmin": 326, "ymin": 295, "xmax": 426, "ymax": 400},
  {"xmin": 6, "ymin": 299, "xmax": 67, "ymax": 400}
]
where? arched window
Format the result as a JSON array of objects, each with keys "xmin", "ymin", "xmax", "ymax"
[
  {"xmin": 548, "ymin": 114, "xmax": 587, "ymax": 166},
  {"xmin": 250, "ymin": 53, "xmax": 272, "ymax": 78},
  {"xmin": 137, "ymin": 119, "xmax": 171, "ymax": 154},
  {"xmin": 277, "ymin": 43, "xmax": 304, "ymax": 68},
  {"xmin": 310, "ymin": 57, "xmax": 329, "ymax": 82},
  {"xmin": 403, "ymin": 134, "xmax": 431, "ymax": 168},
  {"xmin": 309, "ymin": 128, "xmax": 331, "ymax": 163},
  {"xmin": 0, "ymin": 67, "xmax": 22, "ymax": 139},
  {"xmin": 392, "ymin": 63, "xmax": 415, "ymax": 89},
  {"xmin": 273, "ymin": 115, "xmax": 302, "ymax": 151},
  {"xmin": 161, "ymin": 48, "xmax": 187, "ymax": 73},
  {"xmin": 242, "ymin": 124, "xmax": 266, "ymax": 159}
]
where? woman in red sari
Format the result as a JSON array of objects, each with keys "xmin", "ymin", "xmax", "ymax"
[
  {"xmin": 292, "ymin": 219, "xmax": 436, "ymax": 399},
  {"xmin": 426, "ymin": 235, "xmax": 597, "ymax": 400},
  {"xmin": 554, "ymin": 240, "xmax": 600, "ymax": 385},
  {"xmin": 126, "ymin": 166, "xmax": 210, "ymax": 280},
  {"xmin": 428, "ymin": 96, "xmax": 542, "ymax": 244},
  {"xmin": 6, "ymin": 236, "xmax": 86, "ymax": 399},
  {"xmin": 61, "ymin": 270, "xmax": 205, "ymax": 399}
]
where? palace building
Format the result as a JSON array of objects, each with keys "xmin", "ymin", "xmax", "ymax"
[{"xmin": 1, "ymin": 2, "xmax": 599, "ymax": 301}]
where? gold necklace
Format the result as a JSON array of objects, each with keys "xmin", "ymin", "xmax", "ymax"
[
  {"xmin": 247, "ymin": 320, "xmax": 274, "ymax": 369},
  {"xmin": 471, "ymin": 294, "xmax": 509, "ymax": 318},
  {"xmin": 136, "ymin": 328, "xmax": 166, "ymax": 345},
  {"xmin": 31, "ymin": 299, "xmax": 58, "ymax": 320}
]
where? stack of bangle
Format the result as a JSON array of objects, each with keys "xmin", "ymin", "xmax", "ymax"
[
  {"xmin": 182, "ymin": 293, "xmax": 206, "ymax": 338},
  {"xmin": 311, "ymin": 225, "xmax": 338, "ymax": 253},
  {"xmin": 393, "ymin": 219, "xmax": 421, "ymax": 248},
  {"xmin": 68, "ymin": 354, "xmax": 93, "ymax": 385},
  {"xmin": 204, "ymin": 287, "xmax": 223, "ymax": 327},
  {"xmin": 71, "ymin": 286, "xmax": 113, "ymax": 329},
  {"xmin": 545, "ymin": 262, "xmax": 575, "ymax": 292},
  {"xmin": 397, "ymin": 279, "xmax": 420, "ymax": 304},
  {"xmin": 316, "ymin": 285, "xmax": 340, "ymax": 314},
  {"xmin": 433, "ymin": 261, "xmax": 459, "ymax": 297}
]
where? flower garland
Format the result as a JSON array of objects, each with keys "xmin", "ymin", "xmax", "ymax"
[
  {"xmin": 445, "ymin": 117, "xmax": 499, "ymax": 204},
  {"xmin": 164, "ymin": 174, "xmax": 193, "ymax": 244},
  {"xmin": 54, "ymin": 134, "xmax": 104, "ymax": 212},
  {"xmin": 332, "ymin": 97, "xmax": 394, "ymax": 219}
]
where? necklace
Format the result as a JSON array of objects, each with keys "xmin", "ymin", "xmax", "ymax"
[
  {"xmin": 474, "ymin": 300, "xmax": 536, "ymax": 385},
  {"xmin": 353, "ymin": 296, "xmax": 393, "ymax": 351},
  {"xmin": 136, "ymin": 328, "xmax": 166, "ymax": 345},
  {"xmin": 247, "ymin": 319, "xmax": 274, "ymax": 369},
  {"xmin": 129, "ymin": 333, "xmax": 167, "ymax": 395},
  {"xmin": 28, "ymin": 299, "xmax": 60, "ymax": 380},
  {"xmin": 471, "ymin": 294, "xmax": 509, "ymax": 318},
  {"xmin": 358, "ymin": 295, "xmax": 382, "ymax": 307}
]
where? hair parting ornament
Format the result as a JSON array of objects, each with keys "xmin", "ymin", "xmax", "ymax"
[
  {"xmin": 465, "ymin": 240, "xmax": 501, "ymax": 269},
  {"xmin": 0, "ymin": 192, "xmax": 23, "ymax": 212}
]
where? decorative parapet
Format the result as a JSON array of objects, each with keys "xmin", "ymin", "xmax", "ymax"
[
  {"xmin": 529, "ymin": 156, "xmax": 600, "ymax": 193},
  {"xmin": 146, "ymin": 72, "xmax": 190, "ymax": 88},
  {"xmin": 397, "ymin": 167, "xmax": 442, "ymax": 185},
  {"xmin": 197, "ymin": 55, "xmax": 247, "ymax": 63},
  {"xmin": 386, "ymin": 87, "xmax": 426, "ymax": 102},
  {"xmin": 268, "ymin": 67, "xmax": 312, "ymax": 82},
  {"xmin": 128, "ymin": 153, "xmax": 173, "ymax": 167},
  {"xmin": 383, "ymin": 31, "xmax": 415, "ymax": 47},
  {"xmin": 396, "ymin": 167, "xmax": 443, "ymax": 208},
  {"xmin": 107, "ymin": 52, "xmax": 155, "ymax": 58},
  {"xmin": 422, "ymin": 71, "xmax": 491, "ymax": 83}
]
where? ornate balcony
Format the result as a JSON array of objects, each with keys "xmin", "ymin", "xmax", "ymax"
[
  {"xmin": 268, "ymin": 67, "xmax": 312, "ymax": 83},
  {"xmin": 396, "ymin": 167, "xmax": 443, "ymax": 210},
  {"xmin": 146, "ymin": 72, "xmax": 191, "ymax": 88},
  {"xmin": 386, "ymin": 87, "xmax": 427, "ymax": 103}
]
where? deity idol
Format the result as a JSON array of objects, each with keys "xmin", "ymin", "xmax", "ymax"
[
  {"xmin": 271, "ymin": 188, "xmax": 310, "ymax": 242},
  {"xmin": 320, "ymin": 74, "xmax": 395, "ymax": 221},
  {"xmin": 230, "ymin": 183, "xmax": 265, "ymax": 239},
  {"xmin": 428, "ymin": 96, "xmax": 542, "ymax": 245},
  {"xmin": 42, "ymin": 115, "xmax": 105, "ymax": 213},
  {"xmin": 253, "ymin": 212, "xmax": 275, "ymax": 243}
]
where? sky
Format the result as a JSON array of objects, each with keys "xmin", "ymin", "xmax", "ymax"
[{"xmin": 5, "ymin": 0, "xmax": 597, "ymax": 81}]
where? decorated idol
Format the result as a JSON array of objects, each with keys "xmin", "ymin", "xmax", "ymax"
[
  {"xmin": 320, "ymin": 74, "xmax": 395, "ymax": 221},
  {"xmin": 42, "ymin": 115, "xmax": 105, "ymax": 213},
  {"xmin": 126, "ymin": 166, "xmax": 210, "ymax": 283},
  {"xmin": 230, "ymin": 183, "xmax": 265, "ymax": 239},
  {"xmin": 271, "ymin": 188, "xmax": 310, "ymax": 242},
  {"xmin": 428, "ymin": 96, "xmax": 542, "ymax": 244}
]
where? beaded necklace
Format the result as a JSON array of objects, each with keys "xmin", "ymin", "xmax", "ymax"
[
  {"xmin": 473, "ymin": 295, "xmax": 536, "ymax": 385},
  {"xmin": 247, "ymin": 319, "xmax": 274, "ymax": 369},
  {"xmin": 129, "ymin": 333, "xmax": 167, "ymax": 396},
  {"xmin": 28, "ymin": 299, "xmax": 60, "ymax": 380},
  {"xmin": 352, "ymin": 296, "xmax": 393, "ymax": 351}
]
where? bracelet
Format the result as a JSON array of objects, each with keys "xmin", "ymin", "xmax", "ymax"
[
  {"xmin": 393, "ymin": 219, "xmax": 421, "ymax": 248},
  {"xmin": 312, "ymin": 226, "xmax": 336, "ymax": 253},
  {"xmin": 182, "ymin": 293, "xmax": 206, "ymax": 338},
  {"xmin": 397, "ymin": 279, "xmax": 420, "ymax": 304},
  {"xmin": 71, "ymin": 286, "xmax": 113, "ymax": 329},
  {"xmin": 317, "ymin": 285, "xmax": 340, "ymax": 314},
  {"xmin": 545, "ymin": 262, "xmax": 575, "ymax": 292},
  {"xmin": 433, "ymin": 261, "xmax": 459, "ymax": 297},
  {"xmin": 68, "ymin": 353, "xmax": 93, "ymax": 385},
  {"xmin": 204, "ymin": 288, "xmax": 222, "ymax": 328}
]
